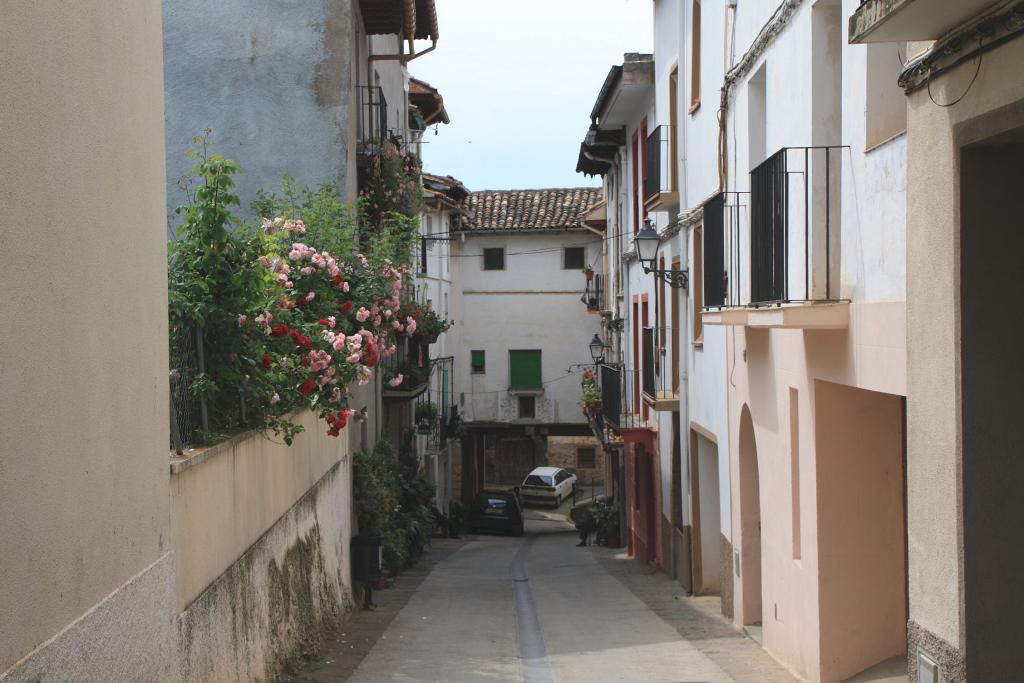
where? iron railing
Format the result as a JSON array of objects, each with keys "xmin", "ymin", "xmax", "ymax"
[
  {"xmin": 642, "ymin": 328, "xmax": 656, "ymax": 399},
  {"xmin": 702, "ymin": 191, "xmax": 750, "ymax": 309},
  {"xmin": 643, "ymin": 125, "xmax": 674, "ymax": 205},
  {"xmin": 415, "ymin": 355, "xmax": 454, "ymax": 450},
  {"xmin": 598, "ymin": 362, "xmax": 650, "ymax": 431},
  {"xmin": 358, "ymin": 86, "xmax": 389, "ymax": 148},
  {"xmin": 749, "ymin": 145, "xmax": 845, "ymax": 305}
]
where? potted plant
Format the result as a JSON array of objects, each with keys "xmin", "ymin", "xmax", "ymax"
[
  {"xmin": 415, "ymin": 401, "xmax": 438, "ymax": 434},
  {"xmin": 580, "ymin": 369, "xmax": 602, "ymax": 418},
  {"xmin": 583, "ymin": 265, "xmax": 595, "ymax": 281},
  {"xmin": 591, "ymin": 498, "xmax": 621, "ymax": 547},
  {"xmin": 401, "ymin": 300, "xmax": 453, "ymax": 345}
]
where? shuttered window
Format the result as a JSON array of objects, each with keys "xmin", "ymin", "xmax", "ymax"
[
  {"xmin": 509, "ymin": 350, "xmax": 542, "ymax": 390},
  {"xmin": 471, "ymin": 350, "xmax": 485, "ymax": 373},
  {"xmin": 483, "ymin": 248, "xmax": 505, "ymax": 270}
]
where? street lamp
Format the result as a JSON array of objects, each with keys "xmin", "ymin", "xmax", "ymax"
[
  {"xmin": 635, "ymin": 218, "xmax": 689, "ymax": 289},
  {"xmin": 588, "ymin": 333, "xmax": 607, "ymax": 364}
]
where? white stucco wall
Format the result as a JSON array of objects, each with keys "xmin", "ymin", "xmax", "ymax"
[{"xmin": 455, "ymin": 231, "xmax": 602, "ymax": 424}]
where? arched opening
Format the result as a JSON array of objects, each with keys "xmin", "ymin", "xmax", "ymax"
[{"xmin": 738, "ymin": 404, "xmax": 762, "ymax": 625}]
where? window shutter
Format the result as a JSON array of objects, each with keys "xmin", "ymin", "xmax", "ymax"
[{"xmin": 509, "ymin": 350, "xmax": 542, "ymax": 390}]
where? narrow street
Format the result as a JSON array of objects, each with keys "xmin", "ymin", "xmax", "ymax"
[{"xmin": 290, "ymin": 511, "xmax": 795, "ymax": 683}]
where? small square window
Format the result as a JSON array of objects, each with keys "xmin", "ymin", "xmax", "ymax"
[
  {"xmin": 471, "ymin": 350, "xmax": 486, "ymax": 373},
  {"xmin": 564, "ymin": 247, "xmax": 586, "ymax": 270},
  {"xmin": 483, "ymin": 248, "xmax": 505, "ymax": 270},
  {"xmin": 577, "ymin": 447, "xmax": 596, "ymax": 469},
  {"xmin": 518, "ymin": 395, "xmax": 536, "ymax": 419}
]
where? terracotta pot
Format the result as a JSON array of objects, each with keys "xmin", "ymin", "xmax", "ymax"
[{"xmin": 584, "ymin": 269, "xmax": 595, "ymax": 281}]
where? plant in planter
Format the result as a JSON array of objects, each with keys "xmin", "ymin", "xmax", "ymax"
[
  {"xmin": 583, "ymin": 264, "xmax": 595, "ymax": 281},
  {"xmin": 415, "ymin": 401, "xmax": 438, "ymax": 434},
  {"xmin": 383, "ymin": 360, "xmax": 428, "ymax": 392},
  {"xmin": 591, "ymin": 497, "xmax": 621, "ymax": 547},
  {"xmin": 400, "ymin": 300, "xmax": 452, "ymax": 344},
  {"xmin": 580, "ymin": 369, "xmax": 602, "ymax": 418}
]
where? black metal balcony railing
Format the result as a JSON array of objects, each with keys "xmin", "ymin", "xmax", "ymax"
[
  {"xmin": 358, "ymin": 86, "xmax": 389, "ymax": 147},
  {"xmin": 749, "ymin": 145, "xmax": 844, "ymax": 305},
  {"xmin": 598, "ymin": 362, "xmax": 650, "ymax": 431},
  {"xmin": 704, "ymin": 193, "xmax": 727, "ymax": 308},
  {"xmin": 414, "ymin": 355, "xmax": 453, "ymax": 449},
  {"xmin": 643, "ymin": 125, "xmax": 674, "ymax": 205},
  {"xmin": 642, "ymin": 328, "xmax": 655, "ymax": 399}
]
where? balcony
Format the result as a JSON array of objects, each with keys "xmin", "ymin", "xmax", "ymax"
[
  {"xmin": 599, "ymin": 363, "xmax": 655, "ymax": 433},
  {"xmin": 641, "ymin": 327, "xmax": 678, "ymax": 411},
  {"xmin": 849, "ymin": 0, "xmax": 1002, "ymax": 44},
  {"xmin": 701, "ymin": 147, "xmax": 850, "ymax": 330},
  {"xmin": 643, "ymin": 125, "xmax": 679, "ymax": 213},
  {"xmin": 357, "ymin": 85, "xmax": 389, "ymax": 154},
  {"xmin": 381, "ymin": 337, "xmax": 430, "ymax": 401}
]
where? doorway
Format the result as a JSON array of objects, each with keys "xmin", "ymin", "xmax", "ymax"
[
  {"xmin": 738, "ymin": 405, "xmax": 762, "ymax": 625},
  {"xmin": 960, "ymin": 132, "xmax": 1024, "ymax": 678},
  {"xmin": 690, "ymin": 428, "xmax": 721, "ymax": 594}
]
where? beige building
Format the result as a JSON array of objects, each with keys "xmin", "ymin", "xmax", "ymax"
[
  {"xmin": 1, "ymin": 1, "xmax": 438, "ymax": 681},
  {"xmin": 0, "ymin": 2, "xmax": 177, "ymax": 679},
  {"xmin": 851, "ymin": 1, "xmax": 1024, "ymax": 680}
]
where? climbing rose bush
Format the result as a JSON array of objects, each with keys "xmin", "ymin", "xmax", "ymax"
[
  {"xmin": 169, "ymin": 136, "xmax": 420, "ymax": 445},
  {"xmin": 240, "ymin": 221, "xmax": 415, "ymax": 440}
]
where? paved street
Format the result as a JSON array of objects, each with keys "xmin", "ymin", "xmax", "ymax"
[{"xmin": 289, "ymin": 514, "xmax": 796, "ymax": 683}]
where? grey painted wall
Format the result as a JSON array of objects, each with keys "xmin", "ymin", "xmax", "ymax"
[{"xmin": 162, "ymin": 0, "xmax": 355, "ymax": 224}]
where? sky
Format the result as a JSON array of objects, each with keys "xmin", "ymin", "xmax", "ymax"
[{"xmin": 411, "ymin": 0, "xmax": 653, "ymax": 192}]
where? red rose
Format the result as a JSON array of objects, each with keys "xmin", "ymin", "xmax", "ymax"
[
  {"xmin": 318, "ymin": 319, "xmax": 330, "ymax": 326},
  {"xmin": 299, "ymin": 335, "xmax": 311, "ymax": 349},
  {"xmin": 262, "ymin": 354, "xmax": 272, "ymax": 369},
  {"xmin": 271, "ymin": 324, "xmax": 289, "ymax": 337},
  {"xmin": 331, "ymin": 274, "xmax": 343, "ymax": 286},
  {"xmin": 361, "ymin": 340, "xmax": 378, "ymax": 368},
  {"xmin": 298, "ymin": 379, "xmax": 315, "ymax": 396},
  {"xmin": 340, "ymin": 300, "xmax": 353, "ymax": 314},
  {"xmin": 335, "ymin": 410, "xmax": 350, "ymax": 429}
]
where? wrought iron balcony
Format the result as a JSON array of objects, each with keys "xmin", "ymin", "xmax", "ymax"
[
  {"xmin": 749, "ymin": 146, "xmax": 844, "ymax": 306},
  {"xmin": 700, "ymin": 148, "xmax": 850, "ymax": 329},
  {"xmin": 599, "ymin": 362, "xmax": 655, "ymax": 432},
  {"xmin": 643, "ymin": 125, "xmax": 679, "ymax": 212},
  {"xmin": 381, "ymin": 337, "xmax": 430, "ymax": 400},
  {"xmin": 358, "ymin": 85, "xmax": 389, "ymax": 151}
]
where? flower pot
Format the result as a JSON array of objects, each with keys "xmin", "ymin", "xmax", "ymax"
[
  {"xmin": 584, "ymin": 269, "xmax": 595, "ymax": 282},
  {"xmin": 416, "ymin": 332, "xmax": 439, "ymax": 345}
]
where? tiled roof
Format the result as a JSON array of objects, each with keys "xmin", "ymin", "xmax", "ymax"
[{"xmin": 458, "ymin": 188, "xmax": 603, "ymax": 232}]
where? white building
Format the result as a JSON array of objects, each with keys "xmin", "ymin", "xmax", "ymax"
[
  {"xmin": 450, "ymin": 188, "xmax": 606, "ymax": 497},
  {"xmin": 415, "ymin": 172, "xmax": 469, "ymax": 513}
]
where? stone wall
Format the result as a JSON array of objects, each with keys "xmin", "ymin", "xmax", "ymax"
[{"xmin": 546, "ymin": 435, "xmax": 605, "ymax": 484}]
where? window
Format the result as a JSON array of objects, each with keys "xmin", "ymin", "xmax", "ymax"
[
  {"xmin": 509, "ymin": 350, "xmax": 542, "ymax": 390},
  {"xmin": 564, "ymin": 246, "xmax": 585, "ymax": 270},
  {"xmin": 693, "ymin": 226, "xmax": 704, "ymax": 344},
  {"xmin": 690, "ymin": 0, "xmax": 702, "ymax": 111},
  {"xmin": 577, "ymin": 447, "xmax": 596, "ymax": 469},
  {"xmin": 471, "ymin": 350, "xmax": 486, "ymax": 373},
  {"xmin": 483, "ymin": 247, "xmax": 505, "ymax": 270},
  {"xmin": 518, "ymin": 395, "xmax": 536, "ymax": 419}
]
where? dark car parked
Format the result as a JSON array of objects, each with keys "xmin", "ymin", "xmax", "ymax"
[{"xmin": 467, "ymin": 490, "xmax": 525, "ymax": 537}]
